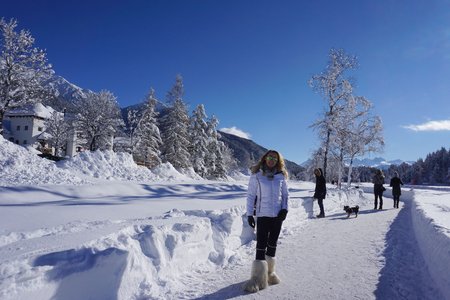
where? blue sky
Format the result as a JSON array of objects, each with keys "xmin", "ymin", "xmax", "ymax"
[{"xmin": 3, "ymin": 0, "xmax": 450, "ymax": 164}]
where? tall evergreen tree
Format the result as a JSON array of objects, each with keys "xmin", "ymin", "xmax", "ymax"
[
  {"xmin": 125, "ymin": 108, "xmax": 142, "ymax": 155},
  {"xmin": 134, "ymin": 88, "xmax": 162, "ymax": 168},
  {"xmin": 205, "ymin": 115, "xmax": 226, "ymax": 179},
  {"xmin": 160, "ymin": 75, "xmax": 191, "ymax": 169},
  {"xmin": 189, "ymin": 104, "xmax": 209, "ymax": 177}
]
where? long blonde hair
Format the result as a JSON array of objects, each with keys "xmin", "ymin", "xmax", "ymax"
[{"xmin": 250, "ymin": 150, "xmax": 288, "ymax": 178}]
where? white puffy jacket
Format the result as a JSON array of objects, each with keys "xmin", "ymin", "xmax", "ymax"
[{"xmin": 246, "ymin": 171, "xmax": 289, "ymax": 217}]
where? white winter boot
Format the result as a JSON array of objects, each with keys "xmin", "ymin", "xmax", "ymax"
[
  {"xmin": 243, "ymin": 260, "xmax": 268, "ymax": 293},
  {"xmin": 265, "ymin": 255, "xmax": 281, "ymax": 285}
]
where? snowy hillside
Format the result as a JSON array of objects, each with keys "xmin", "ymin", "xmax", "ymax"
[
  {"xmin": 46, "ymin": 75, "xmax": 93, "ymax": 103},
  {"xmin": 0, "ymin": 137, "xmax": 449, "ymax": 299}
]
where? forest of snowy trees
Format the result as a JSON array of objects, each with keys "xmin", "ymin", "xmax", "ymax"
[{"xmin": 118, "ymin": 75, "xmax": 236, "ymax": 179}]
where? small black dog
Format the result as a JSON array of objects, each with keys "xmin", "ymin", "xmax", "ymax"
[{"xmin": 343, "ymin": 205, "xmax": 359, "ymax": 218}]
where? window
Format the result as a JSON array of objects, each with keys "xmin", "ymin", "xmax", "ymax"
[
  {"xmin": 23, "ymin": 140, "xmax": 27, "ymax": 145},
  {"xmin": 25, "ymin": 125, "xmax": 29, "ymax": 131},
  {"xmin": 16, "ymin": 125, "xmax": 20, "ymax": 131},
  {"xmin": 15, "ymin": 140, "xmax": 19, "ymax": 144},
  {"xmin": 38, "ymin": 127, "xmax": 43, "ymax": 131},
  {"xmin": 9, "ymin": 137, "xmax": 14, "ymax": 142}
]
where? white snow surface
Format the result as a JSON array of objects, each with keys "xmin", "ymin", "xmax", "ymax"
[{"xmin": 0, "ymin": 136, "xmax": 449, "ymax": 299}]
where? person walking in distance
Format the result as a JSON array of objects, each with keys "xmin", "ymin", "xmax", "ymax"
[
  {"xmin": 243, "ymin": 150, "xmax": 289, "ymax": 293},
  {"xmin": 390, "ymin": 171, "xmax": 404, "ymax": 208},
  {"xmin": 373, "ymin": 169, "xmax": 385, "ymax": 210},
  {"xmin": 313, "ymin": 168, "xmax": 326, "ymax": 218}
]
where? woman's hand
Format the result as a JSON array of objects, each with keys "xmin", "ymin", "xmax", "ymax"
[{"xmin": 278, "ymin": 209, "xmax": 288, "ymax": 221}]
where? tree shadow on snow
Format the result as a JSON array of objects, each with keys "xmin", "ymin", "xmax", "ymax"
[
  {"xmin": 192, "ymin": 281, "xmax": 248, "ymax": 299},
  {"xmin": 140, "ymin": 184, "xmax": 246, "ymax": 201}
]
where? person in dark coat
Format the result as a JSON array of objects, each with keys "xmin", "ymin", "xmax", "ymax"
[
  {"xmin": 390, "ymin": 171, "xmax": 404, "ymax": 208},
  {"xmin": 372, "ymin": 169, "xmax": 385, "ymax": 210},
  {"xmin": 313, "ymin": 168, "xmax": 326, "ymax": 218}
]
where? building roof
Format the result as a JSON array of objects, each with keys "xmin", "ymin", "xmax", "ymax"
[{"xmin": 5, "ymin": 103, "xmax": 56, "ymax": 119}]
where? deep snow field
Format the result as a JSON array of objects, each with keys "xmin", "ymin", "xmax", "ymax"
[{"xmin": 1, "ymin": 136, "xmax": 449, "ymax": 299}]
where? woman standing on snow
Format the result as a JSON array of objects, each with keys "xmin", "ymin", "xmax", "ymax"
[
  {"xmin": 373, "ymin": 169, "xmax": 385, "ymax": 210},
  {"xmin": 313, "ymin": 168, "xmax": 327, "ymax": 218},
  {"xmin": 243, "ymin": 150, "xmax": 289, "ymax": 293},
  {"xmin": 390, "ymin": 171, "xmax": 404, "ymax": 208}
]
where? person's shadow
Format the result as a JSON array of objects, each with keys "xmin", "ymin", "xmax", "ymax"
[{"xmin": 193, "ymin": 281, "xmax": 248, "ymax": 299}]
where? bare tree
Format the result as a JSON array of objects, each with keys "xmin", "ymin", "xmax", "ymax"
[
  {"xmin": 74, "ymin": 90, "xmax": 123, "ymax": 151},
  {"xmin": 0, "ymin": 18, "xmax": 53, "ymax": 133},
  {"xmin": 45, "ymin": 110, "xmax": 72, "ymax": 157},
  {"xmin": 309, "ymin": 48, "xmax": 358, "ymax": 180}
]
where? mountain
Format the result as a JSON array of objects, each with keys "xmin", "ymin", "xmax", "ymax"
[
  {"xmin": 350, "ymin": 157, "xmax": 413, "ymax": 169},
  {"xmin": 43, "ymin": 75, "xmax": 94, "ymax": 111},
  {"xmin": 300, "ymin": 157, "xmax": 413, "ymax": 170},
  {"xmin": 218, "ymin": 131, "xmax": 304, "ymax": 176},
  {"xmin": 47, "ymin": 75, "xmax": 93, "ymax": 101}
]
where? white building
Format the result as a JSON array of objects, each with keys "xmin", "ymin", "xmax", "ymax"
[{"xmin": 2, "ymin": 103, "xmax": 79, "ymax": 157}]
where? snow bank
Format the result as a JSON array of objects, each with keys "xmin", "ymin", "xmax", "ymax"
[
  {"xmin": 411, "ymin": 189, "xmax": 450, "ymax": 299},
  {"xmin": 0, "ymin": 134, "xmax": 201, "ymax": 186},
  {"xmin": 0, "ymin": 136, "xmax": 89, "ymax": 186},
  {"xmin": 58, "ymin": 150, "xmax": 160, "ymax": 182},
  {"xmin": 1, "ymin": 208, "xmax": 251, "ymax": 300},
  {"xmin": 58, "ymin": 150, "xmax": 201, "ymax": 182}
]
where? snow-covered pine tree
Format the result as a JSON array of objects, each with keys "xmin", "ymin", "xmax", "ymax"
[
  {"xmin": 308, "ymin": 48, "xmax": 358, "ymax": 180},
  {"xmin": 189, "ymin": 104, "xmax": 209, "ymax": 177},
  {"xmin": 125, "ymin": 108, "xmax": 142, "ymax": 155},
  {"xmin": 44, "ymin": 110, "xmax": 73, "ymax": 157},
  {"xmin": 205, "ymin": 115, "xmax": 227, "ymax": 179},
  {"xmin": 134, "ymin": 88, "xmax": 162, "ymax": 168},
  {"xmin": 160, "ymin": 75, "xmax": 191, "ymax": 170},
  {"xmin": 0, "ymin": 18, "xmax": 54, "ymax": 133},
  {"xmin": 74, "ymin": 90, "xmax": 123, "ymax": 151}
]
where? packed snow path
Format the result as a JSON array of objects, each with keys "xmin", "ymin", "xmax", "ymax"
[{"xmin": 192, "ymin": 200, "xmax": 444, "ymax": 300}]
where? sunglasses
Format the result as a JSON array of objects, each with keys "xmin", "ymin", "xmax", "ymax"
[{"xmin": 266, "ymin": 156, "xmax": 278, "ymax": 162}]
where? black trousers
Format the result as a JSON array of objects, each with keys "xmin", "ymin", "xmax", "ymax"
[
  {"xmin": 317, "ymin": 198, "xmax": 324, "ymax": 215},
  {"xmin": 393, "ymin": 195, "xmax": 400, "ymax": 207},
  {"xmin": 374, "ymin": 192, "xmax": 383, "ymax": 209},
  {"xmin": 255, "ymin": 217, "xmax": 283, "ymax": 260}
]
